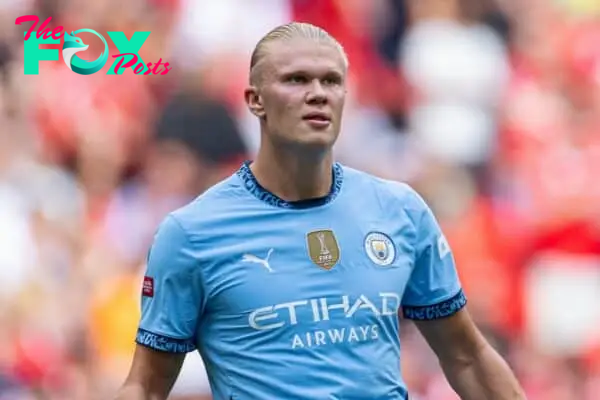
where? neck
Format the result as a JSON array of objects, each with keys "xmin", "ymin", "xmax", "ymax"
[{"xmin": 251, "ymin": 141, "xmax": 334, "ymax": 202}]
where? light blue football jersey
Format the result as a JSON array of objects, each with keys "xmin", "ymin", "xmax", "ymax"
[{"xmin": 136, "ymin": 161, "xmax": 467, "ymax": 400}]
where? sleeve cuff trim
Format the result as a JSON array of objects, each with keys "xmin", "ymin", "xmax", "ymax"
[
  {"xmin": 135, "ymin": 328, "xmax": 196, "ymax": 353},
  {"xmin": 402, "ymin": 289, "xmax": 467, "ymax": 321}
]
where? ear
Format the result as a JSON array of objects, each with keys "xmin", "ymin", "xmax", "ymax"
[{"xmin": 244, "ymin": 86, "xmax": 266, "ymax": 119}]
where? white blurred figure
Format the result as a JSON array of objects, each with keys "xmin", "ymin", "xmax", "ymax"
[
  {"xmin": 0, "ymin": 184, "xmax": 36, "ymax": 299},
  {"xmin": 400, "ymin": 3, "xmax": 510, "ymax": 166},
  {"xmin": 170, "ymin": 0, "xmax": 292, "ymax": 69},
  {"xmin": 0, "ymin": 112, "xmax": 82, "ymax": 300}
]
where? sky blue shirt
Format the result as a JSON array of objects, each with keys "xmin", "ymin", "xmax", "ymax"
[{"xmin": 136, "ymin": 161, "xmax": 466, "ymax": 400}]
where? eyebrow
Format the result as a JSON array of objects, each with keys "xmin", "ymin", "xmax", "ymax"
[{"xmin": 278, "ymin": 68, "xmax": 344, "ymax": 79}]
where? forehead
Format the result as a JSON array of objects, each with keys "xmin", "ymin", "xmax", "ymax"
[{"xmin": 262, "ymin": 38, "xmax": 346, "ymax": 76}]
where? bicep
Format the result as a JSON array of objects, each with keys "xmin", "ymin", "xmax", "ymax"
[
  {"xmin": 123, "ymin": 344, "xmax": 186, "ymax": 397},
  {"xmin": 413, "ymin": 308, "xmax": 487, "ymax": 365}
]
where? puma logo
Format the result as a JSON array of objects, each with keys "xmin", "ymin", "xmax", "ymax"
[{"xmin": 241, "ymin": 249, "xmax": 274, "ymax": 272}]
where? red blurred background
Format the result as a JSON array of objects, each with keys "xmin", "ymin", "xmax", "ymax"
[{"xmin": 0, "ymin": 0, "xmax": 599, "ymax": 399}]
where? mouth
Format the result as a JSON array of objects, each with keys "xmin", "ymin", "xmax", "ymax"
[{"xmin": 302, "ymin": 112, "xmax": 332, "ymax": 129}]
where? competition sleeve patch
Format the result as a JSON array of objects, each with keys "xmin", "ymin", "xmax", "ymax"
[
  {"xmin": 142, "ymin": 276, "xmax": 154, "ymax": 297},
  {"xmin": 136, "ymin": 328, "xmax": 196, "ymax": 353},
  {"xmin": 402, "ymin": 289, "xmax": 467, "ymax": 321}
]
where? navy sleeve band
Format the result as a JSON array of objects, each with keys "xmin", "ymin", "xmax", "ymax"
[
  {"xmin": 402, "ymin": 289, "xmax": 467, "ymax": 321},
  {"xmin": 135, "ymin": 328, "xmax": 196, "ymax": 353}
]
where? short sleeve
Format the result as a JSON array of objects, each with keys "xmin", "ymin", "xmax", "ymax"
[
  {"xmin": 136, "ymin": 214, "xmax": 205, "ymax": 353},
  {"xmin": 401, "ymin": 193, "xmax": 467, "ymax": 321}
]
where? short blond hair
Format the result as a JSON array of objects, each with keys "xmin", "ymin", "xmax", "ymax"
[{"xmin": 249, "ymin": 22, "xmax": 348, "ymax": 84}]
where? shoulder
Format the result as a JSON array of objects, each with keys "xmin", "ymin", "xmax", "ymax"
[
  {"xmin": 339, "ymin": 164, "xmax": 428, "ymax": 215},
  {"xmin": 162, "ymin": 171, "xmax": 249, "ymax": 240}
]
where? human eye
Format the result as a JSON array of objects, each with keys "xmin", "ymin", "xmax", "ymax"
[
  {"xmin": 322, "ymin": 74, "xmax": 342, "ymax": 86},
  {"xmin": 286, "ymin": 74, "xmax": 308, "ymax": 84}
]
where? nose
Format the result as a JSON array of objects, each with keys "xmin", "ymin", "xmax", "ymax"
[{"xmin": 305, "ymin": 79, "xmax": 328, "ymax": 105}]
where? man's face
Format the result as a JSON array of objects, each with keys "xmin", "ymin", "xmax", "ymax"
[{"xmin": 246, "ymin": 38, "xmax": 347, "ymax": 150}]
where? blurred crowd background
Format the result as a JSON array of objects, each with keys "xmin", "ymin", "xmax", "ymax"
[{"xmin": 0, "ymin": 0, "xmax": 599, "ymax": 399}]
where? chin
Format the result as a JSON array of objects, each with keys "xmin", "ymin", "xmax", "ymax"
[
  {"xmin": 270, "ymin": 127, "xmax": 339, "ymax": 151},
  {"xmin": 294, "ymin": 131, "xmax": 337, "ymax": 150}
]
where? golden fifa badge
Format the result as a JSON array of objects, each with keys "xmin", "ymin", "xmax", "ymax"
[{"xmin": 307, "ymin": 230, "xmax": 340, "ymax": 270}]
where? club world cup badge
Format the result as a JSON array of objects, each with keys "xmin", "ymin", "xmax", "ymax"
[
  {"xmin": 365, "ymin": 232, "xmax": 395, "ymax": 266},
  {"xmin": 307, "ymin": 229, "xmax": 340, "ymax": 270}
]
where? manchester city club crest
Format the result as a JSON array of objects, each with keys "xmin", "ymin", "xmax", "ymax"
[{"xmin": 364, "ymin": 232, "xmax": 395, "ymax": 266}]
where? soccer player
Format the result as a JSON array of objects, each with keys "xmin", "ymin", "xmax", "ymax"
[{"xmin": 116, "ymin": 22, "xmax": 525, "ymax": 400}]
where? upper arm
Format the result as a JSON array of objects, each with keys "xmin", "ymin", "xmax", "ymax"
[
  {"xmin": 122, "ymin": 344, "xmax": 186, "ymax": 398},
  {"xmin": 399, "ymin": 190, "xmax": 481, "ymax": 362},
  {"xmin": 136, "ymin": 214, "xmax": 206, "ymax": 351},
  {"xmin": 401, "ymin": 190, "xmax": 467, "ymax": 320},
  {"xmin": 127, "ymin": 214, "xmax": 206, "ymax": 392}
]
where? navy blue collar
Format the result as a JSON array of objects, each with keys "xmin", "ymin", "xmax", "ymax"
[{"xmin": 236, "ymin": 160, "xmax": 343, "ymax": 209}]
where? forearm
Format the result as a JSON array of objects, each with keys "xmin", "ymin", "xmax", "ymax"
[{"xmin": 440, "ymin": 343, "xmax": 526, "ymax": 400}]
